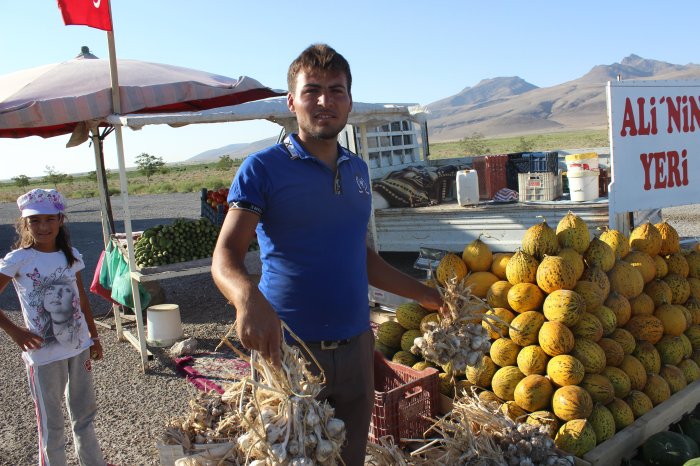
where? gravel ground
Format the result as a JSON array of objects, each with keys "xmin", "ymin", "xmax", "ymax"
[{"xmin": 0, "ymin": 194, "xmax": 699, "ymax": 465}]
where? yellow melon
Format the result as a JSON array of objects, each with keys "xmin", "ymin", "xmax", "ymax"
[
  {"xmin": 536, "ymin": 255, "xmax": 578, "ymax": 294},
  {"xmin": 686, "ymin": 251, "xmax": 700, "ymax": 279},
  {"xmin": 538, "ymin": 321, "xmax": 575, "ymax": 357},
  {"xmin": 574, "ymin": 280, "xmax": 605, "ymax": 311},
  {"xmin": 631, "ymin": 340, "xmax": 662, "ymax": 374},
  {"xmin": 483, "ymin": 307, "xmax": 515, "ymax": 339},
  {"xmin": 489, "ymin": 337, "xmax": 521, "ymax": 368},
  {"xmin": 685, "ymin": 325, "xmax": 700, "ymax": 350},
  {"xmin": 625, "ymin": 315, "xmax": 664, "ymax": 344},
  {"xmin": 607, "ymin": 397, "xmax": 635, "ymax": 430},
  {"xmin": 589, "ymin": 403, "xmax": 617, "ymax": 444},
  {"xmin": 664, "ymin": 273, "xmax": 691, "ymax": 304},
  {"xmin": 463, "ymin": 271, "xmax": 500, "ymax": 299},
  {"xmin": 654, "ymin": 254, "xmax": 669, "ymax": 279},
  {"xmin": 659, "ymin": 364, "xmax": 687, "ymax": 394},
  {"xmin": 597, "ymin": 338, "xmax": 625, "ymax": 367},
  {"xmin": 491, "ymin": 252, "xmax": 512, "ymax": 279},
  {"xmin": 487, "ymin": 280, "xmax": 512, "ymax": 310},
  {"xmin": 527, "ymin": 410, "xmax": 560, "ymax": 438},
  {"xmin": 517, "ymin": 344, "xmax": 550, "ymax": 376},
  {"xmin": 629, "ymin": 292, "xmax": 656, "ymax": 316},
  {"xmin": 465, "ymin": 355, "xmax": 497, "ymax": 388},
  {"xmin": 655, "ymin": 335, "xmax": 686, "ymax": 366},
  {"xmin": 609, "ymin": 260, "xmax": 645, "ymax": 299},
  {"xmin": 547, "ymin": 354, "xmax": 585, "ymax": 386},
  {"xmin": 552, "ymin": 385, "xmax": 593, "ymax": 421},
  {"xmin": 655, "ymin": 221, "xmax": 681, "ymax": 255},
  {"xmin": 556, "ymin": 212, "xmax": 591, "ymax": 254},
  {"xmin": 643, "ymin": 373, "xmax": 672, "ymax": 405},
  {"xmin": 522, "ymin": 219, "xmax": 560, "ymax": 261},
  {"xmin": 505, "ymin": 250, "xmax": 540, "ymax": 285},
  {"xmin": 644, "ymin": 279, "xmax": 674, "ymax": 308},
  {"xmin": 688, "ymin": 277, "xmax": 700, "ymax": 299},
  {"xmin": 624, "ymin": 390, "xmax": 654, "ymax": 419},
  {"xmin": 555, "ymin": 419, "xmax": 597, "ymax": 457},
  {"xmin": 604, "ymin": 366, "xmax": 632, "ymax": 399},
  {"xmin": 579, "ymin": 373, "xmax": 615, "ymax": 405},
  {"xmin": 605, "ymin": 291, "xmax": 632, "ymax": 327},
  {"xmin": 558, "ymin": 248, "xmax": 585, "ymax": 280},
  {"xmin": 571, "ymin": 312, "xmax": 604, "ymax": 342},
  {"xmin": 514, "ymin": 374, "xmax": 554, "ymax": 412},
  {"xmin": 654, "ymin": 303, "xmax": 688, "ymax": 336},
  {"xmin": 419, "ymin": 312, "xmax": 441, "ymax": 333},
  {"xmin": 629, "ymin": 222, "xmax": 662, "ymax": 256},
  {"xmin": 436, "ymin": 253, "xmax": 468, "ymax": 286},
  {"xmin": 461, "ymin": 236, "xmax": 493, "ymax": 272},
  {"xmin": 584, "ymin": 237, "xmax": 616, "ymax": 272},
  {"xmin": 543, "ymin": 289, "xmax": 586, "ymax": 327},
  {"xmin": 665, "ymin": 252, "xmax": 690, "ymax": 278},
  {"xmin": 599, "ymin": 227, "xmax": 630, "ymax": 259},
  {"xmin": 570, "ymin": 338, "xmax": 606, "ymax": 374},
  {"xmin": 490, "ymin": 365, "xmax": 526, "ymax": 401},
  {"xmin": 624, "ymin": 250, "xmax": 657, "ymax": 284},
  {"xmin": 580, "ymin": 265, "xmax": 611, "ymax": 299},
  {"xmin": 619, "ymin": 355, "xmax": 648, "ymax": 391},
  {"xmin": 677, "ymin": 358, "xmax": 700, "ymax": 384},
  {"xmin": 509, "ymin": 311, "xmax": 546, "ymax": 347},
  {"xmin": 507, "ymin": 282, "xmax": 546, "ymax": 313},
  {"xmin": 588, "ymin": 305, "xmax": 618, "ymax": 337},
  {"xmin": 500, "ymin": 400, "xmax": 529, "ymax": 421},
  {"xmin": 610, "ymin": 328, "xmax": 637, "ymax": 355}
]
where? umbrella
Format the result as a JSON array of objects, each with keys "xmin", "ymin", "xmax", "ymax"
[{"xmin": 0, "ymin": 46, "xmax": 284, "ymax": 139}]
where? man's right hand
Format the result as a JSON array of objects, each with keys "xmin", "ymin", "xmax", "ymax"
[{"xmin": 236, "ymin": 292, "xmax": 283, "ymax": 368}]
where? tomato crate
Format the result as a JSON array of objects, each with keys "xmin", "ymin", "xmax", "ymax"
[
  {"xmin": 471, "ymin": 154, "xmax": 508, "ymax": 200},
  {"xmin": 369, "ymin": 351, "xmax": 439, "ymax": 444},
  {"xmin": 518, "ymin": 171, "xmax": 563, "ymax": 201},
  {"xmin": 200, "ymin": 188, "xmax": 226, "ymax": 226}
]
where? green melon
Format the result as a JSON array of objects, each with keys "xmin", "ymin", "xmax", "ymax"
[
  {"xmin": 395, "ymin": 302, "xmax": 430, "ymax": 330},
  {"xmin": 642, "ymin": 430, "xmax": 699, "ymax": 466}
]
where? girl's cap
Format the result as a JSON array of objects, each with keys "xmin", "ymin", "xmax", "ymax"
[{"xmin": 17, "ymin": 189, "xmax": 66, "ymax": 217}]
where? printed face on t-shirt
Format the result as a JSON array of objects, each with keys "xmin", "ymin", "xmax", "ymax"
[{"xmin": 43, "ymin": 283, "xmax": 74, "ymax": 317}]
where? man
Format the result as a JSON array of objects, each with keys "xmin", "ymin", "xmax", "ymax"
[{"xmin": 211, "ymin": 43, "xmax": 442, "ymax": 466}]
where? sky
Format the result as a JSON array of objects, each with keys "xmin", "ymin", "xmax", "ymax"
[{"xmin": 1, "ymin": 0, "xmax": 700, "ymax": 180}]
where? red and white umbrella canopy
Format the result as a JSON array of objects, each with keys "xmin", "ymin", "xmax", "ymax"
[{"xmin": 0, "ymin": 51, "xmax": 284, "ymax": 139}]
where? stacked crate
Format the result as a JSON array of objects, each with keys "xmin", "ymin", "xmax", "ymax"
[
  {"xmin": 471, "ymin": 154, "xmax": 508, "ymax": 200},
  {"xmin": 511, "ymin": 151, "xmax": 562, "ymax": 201}
]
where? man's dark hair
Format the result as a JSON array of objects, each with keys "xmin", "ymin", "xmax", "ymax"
[{"xmin": 287, "ymin": 43, "xmax": 352, "ymax": 94}]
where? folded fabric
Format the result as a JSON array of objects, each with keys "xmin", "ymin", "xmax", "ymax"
[{"xmin": 494, "ymin": 188, "xmax": 519, "ymax": 202}]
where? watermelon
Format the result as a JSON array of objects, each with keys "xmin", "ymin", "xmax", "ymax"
[
  {"xmin": 679, "ymin": 416, "xmax": 700, "ymax": 448},
  {"xmin": 642, "ymin": 431, "xmax": 699, "ymax": 466}
]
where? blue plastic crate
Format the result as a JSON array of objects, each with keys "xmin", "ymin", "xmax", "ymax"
[{"xmin": 523, "ymin": 151, "xmax": 558, "ymax": 173}]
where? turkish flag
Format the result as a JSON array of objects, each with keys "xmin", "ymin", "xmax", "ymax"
[{"xmin": 57, "ymin": 0, "xmax": 113, "ymax": 31}]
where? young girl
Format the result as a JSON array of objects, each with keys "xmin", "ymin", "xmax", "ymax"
[{"xmin": 0, "ymin": 188, "xmax": 108, "ymax": 466}]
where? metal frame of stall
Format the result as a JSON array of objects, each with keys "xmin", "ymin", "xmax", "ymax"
[{"xmin": 103, "ymin": 100, "xmax": 426, "ymax": 371}]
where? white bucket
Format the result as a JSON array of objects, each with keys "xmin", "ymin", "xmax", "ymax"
[
  {"xmin": 146, "ymin": 303, "xmax": 183, "ymax": 347},
  {"xmin": 567, "ymin": 170, "xmax": 599, "ymax": 202},
  {"xmin": 565, "ymin": 152, "xmax": 599, "ymax": 173},
  {"xmin": 456, "ymin": 169, "xmax": 479, "ymax": 206}
]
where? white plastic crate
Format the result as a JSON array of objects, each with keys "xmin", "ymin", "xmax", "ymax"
[{"xmin": 518, "ymin": 171, "xmax": 562, "ymax": 201}]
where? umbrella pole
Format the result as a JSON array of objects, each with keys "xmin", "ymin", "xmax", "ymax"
[
  {"xmin": 91, "ymin": 131, "xmax": 115, "ymax": 245},
  {"xmin": 113, "ymin": 124, "xmax": 149, "ymax": 371}
]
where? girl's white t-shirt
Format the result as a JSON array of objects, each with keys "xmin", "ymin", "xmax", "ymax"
[{"xmin": 0, "ymin": 247, "xmax": 92, "ymax": 366}]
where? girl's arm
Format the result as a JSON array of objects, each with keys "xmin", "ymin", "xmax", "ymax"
[
  {"xmin": 76, "ymin": 272, "xmax": 103, "ymax": 360},
  {"xmin": 0, "ymin": 273, "xmax": 44, "ymax": 351}
]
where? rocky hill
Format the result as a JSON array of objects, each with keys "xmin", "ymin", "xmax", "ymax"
[{"xmin": 426, "ymin": 54, "xmax": 700, "ymax": 142}]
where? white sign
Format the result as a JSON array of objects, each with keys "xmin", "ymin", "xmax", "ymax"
[{"xmin": 606, "ymin": 80, "xmax": 700, "ymax": 215}]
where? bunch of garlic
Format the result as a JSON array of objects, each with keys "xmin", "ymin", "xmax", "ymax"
[
  {"xmin": 411, "ymin": 277, "xmax": 496, "ymax": 374},
  {"xmin": 230, "ymin": 328, "xmax": 347, "ymax": 466},
  {"xmin": 493, "ymin": 422, "xmax": 574, "ymax": 466}
]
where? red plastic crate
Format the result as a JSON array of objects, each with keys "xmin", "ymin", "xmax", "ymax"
[
  {"xmin": 369, "ymin": 351, "xmax": 439, "ymax": 444},
  {"xmin": 472, "ymin": 154, "xmax": 508, "ymax": 200}
]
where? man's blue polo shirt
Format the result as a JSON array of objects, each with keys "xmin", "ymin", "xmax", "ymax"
[{"xmin": 227, "ymin": 134, "xmax": 373, "ymax": 341}]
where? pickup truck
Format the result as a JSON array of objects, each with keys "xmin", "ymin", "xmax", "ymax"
[{"xmin": 342, "ymin": 122, "xmax": 615, "ymax": 254}]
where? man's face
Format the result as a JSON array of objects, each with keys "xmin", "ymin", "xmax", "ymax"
[{"xmin": 287, "ymin": 69, "xmax": 352, "ymax": 141}]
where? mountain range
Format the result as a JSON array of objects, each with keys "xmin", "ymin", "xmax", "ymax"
[{"xmin": 187, "ymin": 54, "xmax": 700, "ymax": 161}]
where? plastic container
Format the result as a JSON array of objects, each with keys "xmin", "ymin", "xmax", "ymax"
[
  {"xmin": 456, "ymin": 169, "xmax": 480, "ymax": 206},
  {"xmin": 472, "ymin": 154, "xmax": 508, "ymax": 200},
  {"xmin": 146, "ymin": 303, "xmax": 183, "ymax": 347},
  {"xmin": 523, "ymin": 151, "xmax": 559, "ymax": 173},
  {"xmin": 565, "ymin": 152, "xmax": 599, "ymax": 174},
  {"xmin": 369, "ymin": 352, "xmax": 439, "ymax": 444},
  {"xmin": 567, "ymin": 170, "xmax": 599, "ymax": 202},
  {"xmin": 518, "ymin": 172, "xmax": 562, "ymax": 201}
]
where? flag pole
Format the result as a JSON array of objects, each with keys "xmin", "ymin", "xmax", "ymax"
[{"xmin": 105, "ymin": 6, "xmax": 149, "ymax": 371}]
